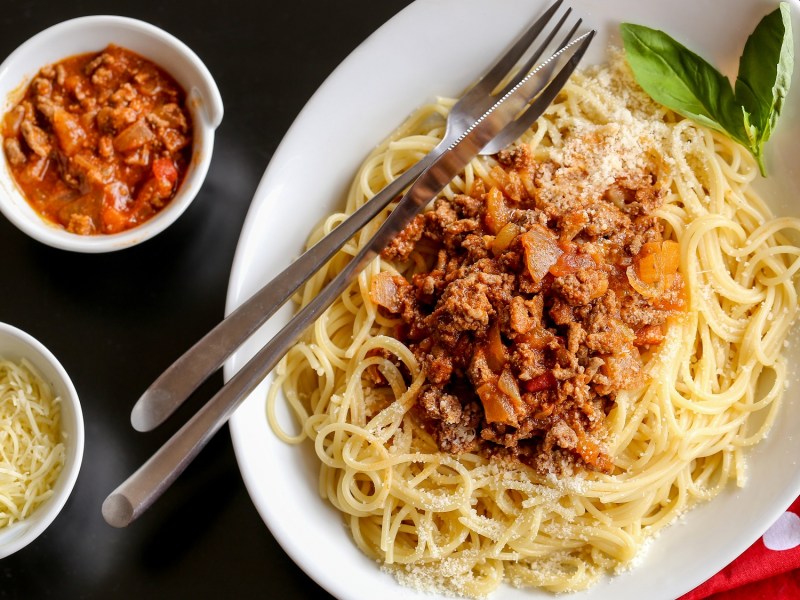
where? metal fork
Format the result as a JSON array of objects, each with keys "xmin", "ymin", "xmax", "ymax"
[
  {"xmin": 130, "ymin": 0, "xmax": 582, "ymax": 433},
  {"xmin": 103, "ymin": 9, "xmax": 593, "ymax": 528}
]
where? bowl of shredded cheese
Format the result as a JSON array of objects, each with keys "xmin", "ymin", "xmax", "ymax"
[{"xmin": 0, "ymin": 322, "xmax": 83, "ymax": 558}]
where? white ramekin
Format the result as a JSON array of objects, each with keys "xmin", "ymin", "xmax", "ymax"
[
  {"xmin": 0, "ymin": 16, "xmax": 224, "ymax": 252},
  {"xmin": 0, "ymin": 322, "xmax": 84, "ymax": 558}
]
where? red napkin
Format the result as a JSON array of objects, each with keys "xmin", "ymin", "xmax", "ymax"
[{"xmin": 681, "ymin": 497, "xmax": 800, "ymax": 599}]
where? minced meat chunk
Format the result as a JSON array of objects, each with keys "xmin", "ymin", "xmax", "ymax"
[
  {"xmin": 553, "ymin": 268, "xmax": 609, "ymax": 305},
  {"xmin": 368, "ymin": 144, "xmax": 684, "ymax": 475}
]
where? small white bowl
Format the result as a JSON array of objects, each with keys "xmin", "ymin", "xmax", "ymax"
[
  {"xmin": 0, "ymin": 16, "xmax": 224, "ymax": 252},
  {"xmin": 0, "ymin": 322, "xmax": 84, "ymax": 559}
]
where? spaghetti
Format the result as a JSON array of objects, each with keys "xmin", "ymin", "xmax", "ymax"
[{"xmin": 267, "ymin": 53, "xmax": 800, "ymax": 595}]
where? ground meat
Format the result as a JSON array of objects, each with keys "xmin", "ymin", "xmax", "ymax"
[
  {"xmin": 620, "ymin": 293, "xmax": 667, "ymax": 328},
  {"xmin": 3, "ymin": 138, "xmax": 26, "ymax": 166},
  {"xmin": 451, "ymin": 193, "xmax": 484, "ymax": 218},
  {"xmin": 419, "ymin": 386, "xmax": 462, "ymax": 425},
  {"xmin": 509, "ymin": 295, "xmax": 536, "ymax": 334},
  {"xmin": 67, "ymin": 213, "xmax": 94, "ymax": 235},
  {"xmin": 552, "ymin": 268, "xmax": 609, "ymax": 305},
  {"xmin": 548, "ymin": 420, "xmax": 579, "ymax": 450},
  {"xmin": 461, "ymin": 233, "xmax": 490, "ymax": 262},
  {"xmin": 444, "ymin": 218, "xmax": 480, "ymax": 241},
  {"xmin": 20, "ymin": 121, "xmax": 51, "ymax": 157},
  {"xmin": 437, "ymin": 400, "xmax": 482, "ymax": 453},
  {"xmin": 432, "ymin": 273, "xmax": 495, "ymax": 337},
  {"xmin": 369, "ymin": 145, "xmax": 684, "ymax": 475},
  {"xmin": 425, "ymin": 198, "xmax": 458, "ymax": 235},
  {"xmin": 419, "ymin": 345, "xmax": 454, "ymax": 385},
  {"xmin": 381, "ymin": 213, "xmax": 425, "ymax": 262},
  {"xmin": 583, "ymin": 202, "xmax": 632, "ymax": 238},
  {"xmin": 510, "ymin": 340, "xmax": 549, "ymax": 381}
]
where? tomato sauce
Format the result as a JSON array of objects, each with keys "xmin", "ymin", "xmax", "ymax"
[{"xmin": 2, "ymin": 45, "xmax": 193, "ymax": 235}]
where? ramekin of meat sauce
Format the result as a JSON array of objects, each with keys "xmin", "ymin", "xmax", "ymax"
[{"xmin": 0, "ymin": 17, "xmax": 223, "ymax": 252}]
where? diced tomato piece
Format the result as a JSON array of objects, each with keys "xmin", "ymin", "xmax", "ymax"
[
  {"xmin": 152, "ymin": 157, "xmax": 178, "ymax": 196},
  {"xmin": 522, "ymin": 371, "xmax": 557, "ymax": 393}
]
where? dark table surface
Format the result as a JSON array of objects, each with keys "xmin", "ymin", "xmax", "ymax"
[{"xmin": 0, "ymin": 1, "xmax": 413, "ymax": 598}]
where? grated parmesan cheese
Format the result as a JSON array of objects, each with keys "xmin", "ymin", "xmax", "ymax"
[{"xmin": 0, "ymin": 357, "xmax": 65, "ymax": 528}]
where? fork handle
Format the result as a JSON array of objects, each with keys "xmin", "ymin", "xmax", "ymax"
[{"xmin": 130, "ymin": 146, "xmax": 442, "ymax": 432}]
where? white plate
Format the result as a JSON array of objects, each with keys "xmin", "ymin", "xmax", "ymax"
[{"xmin": 226, "ymin": 1, "xmax": 800, "ymax": 598}]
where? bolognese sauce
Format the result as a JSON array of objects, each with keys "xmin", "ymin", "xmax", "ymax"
[
  {"xmin": 2, "ymin": 44, "xmax": 192, "ymax": 235},
  {"xmin": 370, "ymin": 144, "xmax": 686, "ymax": 475}
]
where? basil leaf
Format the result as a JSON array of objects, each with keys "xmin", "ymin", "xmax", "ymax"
[
  {"xmin": 620, "ymin": 23, "xmax": 748, "ymax": 145},
  {"xmin": 622, "ymin": 6, "xmax": 795, "ymax": 178},
  {"xmin": 735, "ymin": 3, "xmax": 794, "ymax": 172}
]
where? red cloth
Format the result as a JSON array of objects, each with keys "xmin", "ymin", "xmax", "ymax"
[{"xmin": 681, "ymin": 497, "xmax": 800, "ymax": 600}]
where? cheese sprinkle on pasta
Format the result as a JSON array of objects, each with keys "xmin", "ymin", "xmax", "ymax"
[{"xmin": 0, "ymin": 358, "xmax": 65, "ymax": 528}]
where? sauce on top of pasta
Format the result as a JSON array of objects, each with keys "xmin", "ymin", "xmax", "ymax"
[
  {"xmin": 371, "ymin": 143, "xmax": 686, "ymax": 475},
  {"xmin": 2, "ymin": 44, "xmax": 193, "ymax": 235}
]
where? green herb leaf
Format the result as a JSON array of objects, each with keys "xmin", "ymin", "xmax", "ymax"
[
  {"xmin": 735, "ymin": 3, "xmax": 794, "ymax": 173},
  {"xmin": 619, "ymin": 23, "xmax": 747, "ymax": 145},
  {"xmin": 620, "ymin": 4, "xmax": 794, "ymax": 177}
]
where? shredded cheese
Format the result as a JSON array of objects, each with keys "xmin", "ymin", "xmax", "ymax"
[{"xmin": 0, "ymin": 357, "xmax": 65, "ymax": 528}]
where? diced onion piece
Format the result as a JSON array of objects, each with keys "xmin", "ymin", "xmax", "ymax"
[
  {"xmin": 626, "ymin": 264, "xmax": 662, "ymax": 298},
  {"xmin": 477, "ymin": 380, "xmax": 518, "ymax": 427},
  {"xmin": 492, "ymin": 222, "xmax": 520, "ymax": 256},
  {"xmin": 484, "ymin": 324, "xmax": 507, "ymax": 372},
  {"xmin": 485, "ymin": 186, "xmax": 511, "ymax": 234},
  {"xmin": 3, "ymin": 105, "xmax": 24, "ymax": 137},
  {"xmin": 369, "ymin": 272, "xmax": 407, "ymax": 313},
  {"xmin": 113, "ymin": 118, "xmax": 155, "ymax": 153},
  {"xmin": 490, "ymin": 164, "xmax": 523, "ymax": 202},
  {"xmin": 519, "ymin": 168, "xmax": 537, "ymax": 199},
  {"xmin": 497, "ymin": 367, "xmax": 523, "ymax": 408},
  {"xmin": 101, "ymin": 182, "xmax": 132, "ymax": 234},
  {"xmin": 71, "ymin": 153, "xmax": 113, "ymax": 186},
  {"xmin": 520, "ymin": 224, "xmax": 563, "ymax": 282}
]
